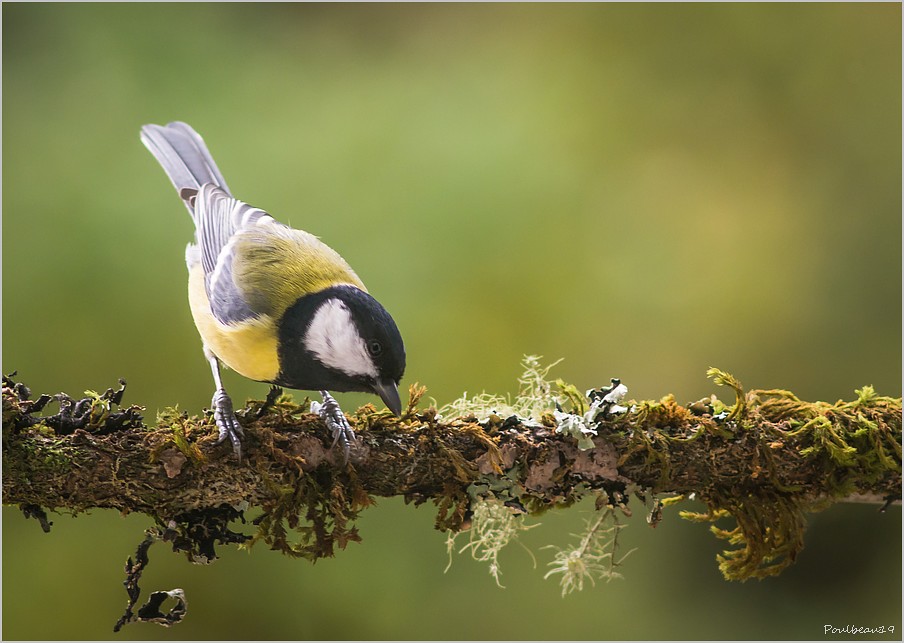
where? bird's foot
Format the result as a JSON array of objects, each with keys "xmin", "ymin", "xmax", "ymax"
[
  {"xmin": 212, "ymin": 388, "xmax": 244, "ymax": 461},
  {"xmin": 312, "ymin": 391, "xmax": 356, "ymax": 463}
]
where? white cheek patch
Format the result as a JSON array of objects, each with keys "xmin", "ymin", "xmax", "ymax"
[{"xmin": 303, "ymin": 298, "xmax": 378, "ymax": 379}]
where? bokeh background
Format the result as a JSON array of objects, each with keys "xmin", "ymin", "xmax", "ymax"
[{"xmin": 3, "ymin": 3, "xmax": 901, "ymax": 640}]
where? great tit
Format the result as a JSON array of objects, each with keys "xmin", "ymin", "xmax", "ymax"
[{"xmin": 140, "ymin": 122, "xmax": 405, "ymax": 461}]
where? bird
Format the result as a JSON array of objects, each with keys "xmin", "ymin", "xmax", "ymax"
[{"xmin": 139, "ymin": 121, "xmax": 406, "ymax": 461}]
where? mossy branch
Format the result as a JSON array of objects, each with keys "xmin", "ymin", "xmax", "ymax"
[{"xmin": 2, "ymin": 370, "xmax": 901, "ymax": 585}]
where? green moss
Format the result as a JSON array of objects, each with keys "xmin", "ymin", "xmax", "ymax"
[
  {"xmin": 250, "ymin": 467, "xmax": 367, "ymax": 560},
  {"xmin": 148, "ymin": 407, "xmax": 206, "ymax": 465},
  {"xmin": 706, "ymin": 367, "xmax": 747, "ymax": 421},
  {"xmin": 555, "ymin": 379, "xmax": 587, "ymax": 416},
  {"xmin": 3, "ymin": 366, "xmax": 899, "ymax": 588},
  {"xmin": 672, "ymin": 372, "xmax": 901, "ymax": 581}
]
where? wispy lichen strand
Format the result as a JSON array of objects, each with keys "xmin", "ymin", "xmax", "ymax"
[
  {"xmin": 445, "ymin": 498, "xmax": 538, "ymax": 587},
  {"xmin": 543, "ymin": 510, "xmax": 635, "ymax": 597},
  {"xmin": 436, "ymin": 354, "xmax": 561, "ymax": 420}
]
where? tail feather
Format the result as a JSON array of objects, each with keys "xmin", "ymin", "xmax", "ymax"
[{"xmin": 140, "ymin": 122, "xmax": 232, "ymax": 215}]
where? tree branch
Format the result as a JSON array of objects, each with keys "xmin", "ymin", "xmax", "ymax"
[{"xmin": 3, "ymin": 371, "xmax": 901, "ymax": 583}]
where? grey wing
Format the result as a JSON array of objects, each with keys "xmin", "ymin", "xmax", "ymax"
[{"xmin": 194, "ymin": 184, "xmax": 276, "ymax": 324}]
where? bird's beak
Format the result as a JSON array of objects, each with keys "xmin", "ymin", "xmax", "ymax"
[{"xmin": 373, "ymin": 379, "xmax": 402, "ymax": 416}]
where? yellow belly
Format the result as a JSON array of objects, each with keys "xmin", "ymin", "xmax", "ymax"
[{"xmin": 188, "ymin": 264, "xmax": 280, "ymax": 382}]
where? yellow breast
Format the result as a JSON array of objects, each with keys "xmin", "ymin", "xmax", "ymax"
[{"xmin": 188, "ymin": 264, "xmax": 280, "ymax": 382}]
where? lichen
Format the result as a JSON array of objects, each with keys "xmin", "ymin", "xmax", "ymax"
[
  {"xmin": 3, "ymin": 363, "xmax": 899, "ymax": 595},
  {"xmin": 439, "ymin": 359, "xmax": 632, "ymax": 588},
  {"xmin": 543, "ymin": 509, "xmax": 635, "ymax": 597},
  {"xmin": 445, "ymin": 498, "xmax": 538, "ymax": 588},
  {"xmin": 436, "ymin": 355, "xmax": 561, "ymax": 420}
]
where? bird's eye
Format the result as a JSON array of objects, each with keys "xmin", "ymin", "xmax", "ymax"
[{"xmin": 367, "ymin": 340, "xmax": 383, "ymax": 357}]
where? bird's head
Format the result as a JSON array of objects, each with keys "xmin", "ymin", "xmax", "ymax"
[{"xmin": 276, "ymin": 285, "xmax": 406, "ymax": 414}]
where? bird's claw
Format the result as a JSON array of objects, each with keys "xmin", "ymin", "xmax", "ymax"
[
  {"xmin": 212, "ymin": 388, "xmax": 244, "ymax": 461},
  {"xmin": 313, "ymin": 392, "xmax": 356, "ymax": 463}
]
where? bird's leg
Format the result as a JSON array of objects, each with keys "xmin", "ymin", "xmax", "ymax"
[
  {"xmin": 208, "ymin": 355, "xmax": 244, "ymax": 461},
  {"xmin": 313, "ymin": 390, "xmax": 356, "ymax": 463}
]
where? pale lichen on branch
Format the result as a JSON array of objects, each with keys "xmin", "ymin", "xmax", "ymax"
[
  {"xmin": 542, "ymin": 508, "xmax": 636, "ymax": 597},
  {"xmin": 2, "ymin": 358, "xmax": 901, "ymax": 627}
]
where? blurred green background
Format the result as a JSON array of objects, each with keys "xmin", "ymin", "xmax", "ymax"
[{"xmin": 3, "ymin": 3, "xmax": 901, "ymax": 640}]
